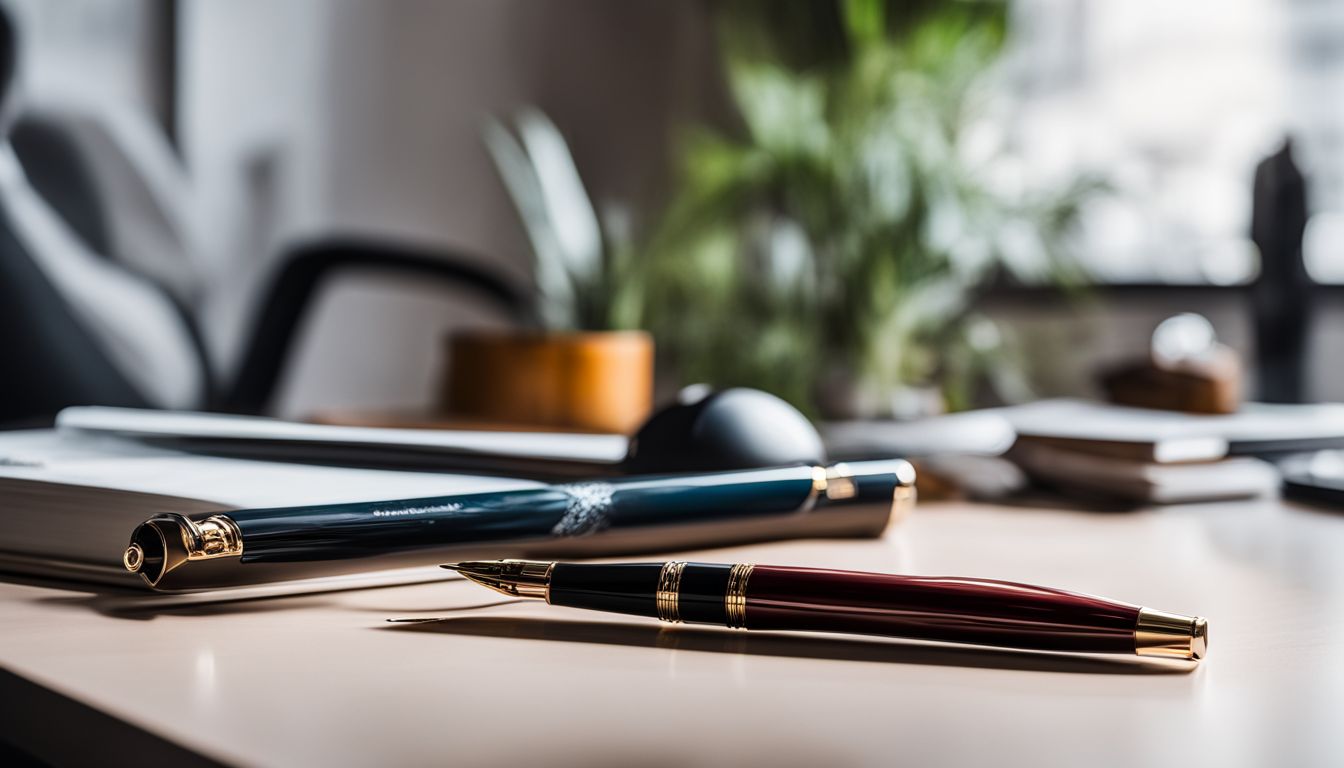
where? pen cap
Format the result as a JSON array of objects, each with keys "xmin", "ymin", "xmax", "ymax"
[{"xmin": 125, "ymin": 460, "xmax": 915, "ymax": 592}]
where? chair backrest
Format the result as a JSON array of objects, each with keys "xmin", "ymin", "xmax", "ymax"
[
  {"xmin": 0, "ymin": 7, "xmax": 206, "ymax": 424},
  {"xmin": 11, "ymin": 111, "xmax": 111, "ymax": 257},
  {"xmin": 15, "ymin": 100, "xmax": 206, "ymax": 305}
]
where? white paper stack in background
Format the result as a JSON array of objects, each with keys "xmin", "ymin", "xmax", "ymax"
[
  {"xmin": 1007, "ymin": 438, "xmax": 1278, "ymax": 503},
  {"xmin": 1005, "ymin": 401, "xmax": 1290, "ymax": 503}
]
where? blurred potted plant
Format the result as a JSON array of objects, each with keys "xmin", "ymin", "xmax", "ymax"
[
  {"xmin": 642, "ymin": 0, "xmax": 1098, "ymax": 418},
  {"xmin": 445, "ymin": 110, "xmax": 651, "ymax": 433}
]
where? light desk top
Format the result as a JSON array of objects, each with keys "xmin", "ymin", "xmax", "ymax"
[{"xmin": 2, "ymin": 498, "xmax": 1342, "ymax": 766}]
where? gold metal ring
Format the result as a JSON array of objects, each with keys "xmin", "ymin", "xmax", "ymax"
[
  {"xmin": 656, "ymin": 561, "xmax": 687, "ymax": 623},
  {"xmin": 185, "ymin": 514, "xmax": 244, "ymax": 560},
  {"xmin": 122, "ymin": 543, "xmax": 144, "ymax": 572},
  {"xmin": 725, "ymin": 562, "xmax": 754, "ymax": 629}
]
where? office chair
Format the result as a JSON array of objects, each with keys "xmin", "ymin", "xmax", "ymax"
[{"xmin": 0, "ymin": 8, "xmax": 533, "ymax": 426}]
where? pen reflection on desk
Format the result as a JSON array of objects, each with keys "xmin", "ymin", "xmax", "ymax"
[{"xmin": 441, "ymin": 560, "xmax": 1208, "ymax": 662}]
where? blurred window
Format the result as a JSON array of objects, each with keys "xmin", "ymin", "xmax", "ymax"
[{"xmin": 1004, "ymin": 0, "xmax": 1308, "ymax": 285}]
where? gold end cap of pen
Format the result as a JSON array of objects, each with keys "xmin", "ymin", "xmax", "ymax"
[
  {"xmin": 123, "ymin": 513, "xmax": 244, "ymax": 587},
  {"xmin": 1135, "ymin": 607, "xmax": 1208, "ymax": 661}
]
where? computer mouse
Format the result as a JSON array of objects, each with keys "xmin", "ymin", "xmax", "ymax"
[{"xmin": 622, "ymin": 386, "xmax": 827, "ymax": 474}]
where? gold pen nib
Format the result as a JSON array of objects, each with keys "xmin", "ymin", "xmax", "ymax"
[{"xmin": 442, "ymin": 560, "xmax": 555, "ymax": 600}]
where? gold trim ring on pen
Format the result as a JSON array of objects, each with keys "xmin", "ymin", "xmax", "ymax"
[
  {"xmin": 656, "ymin": 561, "xmax": 687, "ymax": 623},
  {"xmin": 725, "ymin": 563, "xmax": 754, "ymax": 629}
]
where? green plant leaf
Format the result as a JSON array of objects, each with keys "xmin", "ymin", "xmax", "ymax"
[
  {"xmin": 480, "ymin": 116, "xmax": 575, "ymax": 327},
  {"xmin": 515, "ymin": 109, "xmax": 603, "ymax": 288},
  {"xmin": 842, "ymin": 0, "xmax": 885, "ymax": 49}
]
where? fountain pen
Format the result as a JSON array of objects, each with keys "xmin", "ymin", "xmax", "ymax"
[{"xmin": 444, "ymin": 560, "xmax": 1208, "ymax": 661}]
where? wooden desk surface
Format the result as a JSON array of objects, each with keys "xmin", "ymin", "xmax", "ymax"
[{"xmin": 3, "ymin": 498, "xmax": 1343, "ymax": 767}]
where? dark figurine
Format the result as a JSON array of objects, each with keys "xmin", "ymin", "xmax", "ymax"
[{"xmin": 1250, "ymin": 139, "xmax": 1312, "ymax": 403}]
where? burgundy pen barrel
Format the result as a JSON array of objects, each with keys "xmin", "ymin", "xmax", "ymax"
[
  {"xmin": 743, "ymin": 566, "xmax": 1142, "ymax": 654},
  {"xmin": 451, "ymin": 559, "xmax": 1205, "ymax": 659}
]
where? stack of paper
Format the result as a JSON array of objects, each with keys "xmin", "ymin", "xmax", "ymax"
[{"xmin": 1007, "ymin": 435, "xmax": 1278, "ymax": 504}]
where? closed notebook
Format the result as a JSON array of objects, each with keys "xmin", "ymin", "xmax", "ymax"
[
  {"xmin": 55, "ymin": 406, "xmax": 629, "ymax": 477},
  {"xmin": 1008, "ymin": 439, "xmax": 1279, "ymax": 504}
]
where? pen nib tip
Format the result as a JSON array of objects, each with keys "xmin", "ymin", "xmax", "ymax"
[{"xmin": 439, "ymin": 563, "xmax": 462, "ymax": 571}]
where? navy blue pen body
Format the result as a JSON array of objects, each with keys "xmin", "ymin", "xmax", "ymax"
[{"xmin": 233, "ymin": 465, "xmax": 824, "ymax": 562}]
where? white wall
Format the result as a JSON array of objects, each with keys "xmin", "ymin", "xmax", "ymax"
[
  {"xmin": 6, "ymin": 0, "xmax": 168, "ymax": 117},
  {"xmin": 178, "ymin": 0, "xmax": 728, "ymax": 417}
]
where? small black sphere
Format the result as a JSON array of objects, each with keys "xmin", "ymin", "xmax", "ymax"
[{"xmin": 623, "ymin": 387, "xmax": 826, "ymax": 474}]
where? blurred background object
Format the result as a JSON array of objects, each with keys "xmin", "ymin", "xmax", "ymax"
[
  {"xmin": 1100, "ymin": 313, "xmax": 1243, "ymax": 414},
  {"xmin": 641, "ymin": 0, "xmax": 1097, "ymax": 419},
  {"xmin": 440, "ymin": 109, "xmax": 652, "ymax": 433},
  {"xmin": 444, "ymin": 330, "xmax": 653, "ymax": 433},
  {"xmin": 1250, "ymin": 140, "xmax": 1311, "ymax": 403},
  {"xmin": 5, "ymin": 0, "xmax": 1344, "ymax": 430}
]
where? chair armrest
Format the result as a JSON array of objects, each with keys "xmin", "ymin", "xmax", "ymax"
[{"xmin": 221, "ymin": 238, "xmax": 537, "ymax": 414}]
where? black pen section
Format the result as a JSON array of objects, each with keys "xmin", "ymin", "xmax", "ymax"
[
  {"xmin": 548, "ymin": 563, "xmax": 662, "ymax": 618},
  {"xmin": 675, "ymin": 563, "xmax": 732, "ymax": 624},
  {"xmin": 547, "ymin": 562, "xmax": 732, "ymax": 624}
]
